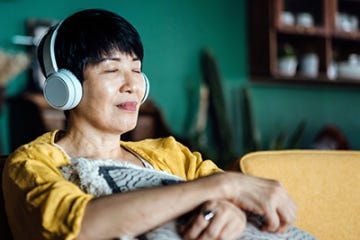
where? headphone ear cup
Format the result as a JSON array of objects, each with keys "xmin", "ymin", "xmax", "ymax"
[
  {"xmin": 43, "ymin": 69, "xmax": 82, "ymax": 110},
  {"xmin": 141, "ymin": 73, "xmax": 150, "ymax": 104}
]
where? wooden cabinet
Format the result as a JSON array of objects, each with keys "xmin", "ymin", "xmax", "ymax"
[{"xmin": 248, "ymin": 0, "xmax": 360, "ymax": 85}]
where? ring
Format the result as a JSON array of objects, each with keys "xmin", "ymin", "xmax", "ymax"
[{"xmin": 202, "ymin": 209, "xmax": 215, "ymax": 221}]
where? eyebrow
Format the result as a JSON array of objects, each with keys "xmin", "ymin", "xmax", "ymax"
[{"xmin": 100, "ymin": 57, "xmax": 141, "ymax": 62}]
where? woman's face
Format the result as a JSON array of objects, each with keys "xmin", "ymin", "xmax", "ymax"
[{"xmin": 72, "ymin": 51, "xmax": 146, "ymax": 135}]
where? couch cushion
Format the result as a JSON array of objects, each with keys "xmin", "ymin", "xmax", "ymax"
[{"xmin": 240, "ymin": 150, "xmax": 360, "ymax": 240}]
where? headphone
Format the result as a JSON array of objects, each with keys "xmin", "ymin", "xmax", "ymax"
[{"xmin": 42, "ymin": 22, "xmax": 150, "ymax": 111}]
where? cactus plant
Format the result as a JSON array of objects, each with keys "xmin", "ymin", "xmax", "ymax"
[{"xmin": 199, "ymin": 48, "xmax": 235, "ymax": 167}]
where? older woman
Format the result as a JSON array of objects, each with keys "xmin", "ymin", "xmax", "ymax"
[{"xmin": 2, "ymin": 9, "xmax": 314, "ymax": 240}]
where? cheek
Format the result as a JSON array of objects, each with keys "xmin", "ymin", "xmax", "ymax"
[
  {"xmin": 83, "ymin": 80, "xmax": 115, "ymax": 100},
  {"xmin": 103, "ymin": 82, "xmax": 117, "ymax": 95}
]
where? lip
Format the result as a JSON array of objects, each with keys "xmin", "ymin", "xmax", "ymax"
[{"xmin": 117, "ymin": 101, "xmax": 138, "ymax": 111}]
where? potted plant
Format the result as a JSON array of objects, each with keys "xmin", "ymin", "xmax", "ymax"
[{"xmin": 277, "ymin": 43, "xmax": 297, "ymax": 76}]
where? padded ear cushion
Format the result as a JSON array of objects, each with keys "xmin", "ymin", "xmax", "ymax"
[
  {"xmin": 43, "ymin": 69, "xmax": 83, "ymax": 110},
  {"xmin": 141, "ymin": 73, "xmax": 150, "ymax": 104}
]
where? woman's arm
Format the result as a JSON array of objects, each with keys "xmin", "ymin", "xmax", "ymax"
[
  {"xmin": 78, "ymin": 172, "xmax": 296, "ymax": 239},
  {"xmin": 78, "ymin": 174, "xmax": 223, "ymax": 239}
]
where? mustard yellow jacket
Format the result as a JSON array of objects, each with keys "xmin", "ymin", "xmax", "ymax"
[{"xmin": 2, "ymin": 131, "xmax": 222, "ymax": 240}]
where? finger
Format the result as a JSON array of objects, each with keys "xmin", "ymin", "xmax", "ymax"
[
  {"xmin": 182, "ymin": 210, "xmax": 213, "ymax": 240},
  {"xmin": 215, "ymin": 211, "xmax": 246, "ymax": 240},
  {"xmin": 277, "ymin": 221, "xmax": 292, "ymax": 234},
  {"xmin": 200, "ymin": 208, "xmax": 246, "ymax": 240},
  {"xmin": 198, "ymin": 212, "xmax": 230, "ymax": 240},
  {"xmin": 197, "ymin": 217, "xmax": 219, "ymax": 240},
  {"xmin": 276, "ymin": 213, "xmax": 291, "ymax": 234},
  {"xmin": 276, "ymin": 205, "xmax": 297, "ymax": 233},
  {"xmin": 262, "ymin": 207, "xmax": 280, "ymax": 232}
]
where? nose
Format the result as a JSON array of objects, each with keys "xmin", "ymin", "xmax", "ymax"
[
  {"xmin": 120, "ymin": 77, "xmax": 135, "ymax": 94},
  {"xmin": 120, "ymin": 73, "xmax": 144, "ymax": 98}
]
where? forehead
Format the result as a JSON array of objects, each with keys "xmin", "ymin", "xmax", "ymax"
[
  {"xmin": 106, "ymin": 50, "xmax": 139, "ymax": 60},
  {"xmin": 88, "ymin": 50, "xmax": 141, "ymax": 65}
]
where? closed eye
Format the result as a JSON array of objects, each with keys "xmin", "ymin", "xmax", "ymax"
[{"xmin": 104, "ymin": 69, "xmax": 118, "ymax": 73}]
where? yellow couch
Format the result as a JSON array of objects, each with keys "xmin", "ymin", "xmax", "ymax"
[{"xmin": 240, "ymin": 150, "xmax": 360, "ymax": 240}]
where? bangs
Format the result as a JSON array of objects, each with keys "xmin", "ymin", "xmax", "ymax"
[
  {"xmin": 82, "ymin": 31, "xmax": 143, "ymax": 65},
  {"xmin": 54, "ymin": 10, "xmax": 144, "ymax": 81},
  {"xmin": 74, "ymin": 22, "xmax": 143, "ymax": 65}
]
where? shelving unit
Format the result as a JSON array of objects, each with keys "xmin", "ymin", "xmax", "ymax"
[{"xmin": 248, "ymin": 0, "xmax": 360, "ymax": 86}]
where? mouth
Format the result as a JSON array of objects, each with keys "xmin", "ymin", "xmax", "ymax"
[{"xmin": 117, "ymin": 101, "xmax": 138, "ymax": 111}]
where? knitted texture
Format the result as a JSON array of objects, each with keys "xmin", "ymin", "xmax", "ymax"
[{"xmin": 60, "ymin": 157, "xmax": 314, "ymax": 239}]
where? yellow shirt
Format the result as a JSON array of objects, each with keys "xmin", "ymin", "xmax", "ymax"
[{"xmin": 2, "ymin": 130, "xmax": 222, "ymax": 240}]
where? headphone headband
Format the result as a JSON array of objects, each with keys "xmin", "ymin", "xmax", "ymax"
[{"xmin": 43, "ymin": 22, "xmax": 61, "ymax": 76}]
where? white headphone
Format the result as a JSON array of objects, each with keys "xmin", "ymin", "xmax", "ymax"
[{"xmin": 42, "ymin": 22, "xmax": 150, "ymax": 110}]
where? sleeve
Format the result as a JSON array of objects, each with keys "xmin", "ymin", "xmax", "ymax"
[
  {"xmin": 167, "ymin": 137, "xmax": 223, "ymax": 180},
  {"xmin": 142, "ymin": 137, "xmax": 223, "ymax": 180},
  {"xmin": 3, "ymin": 152, "xmax": 94, "ymax": 240}
]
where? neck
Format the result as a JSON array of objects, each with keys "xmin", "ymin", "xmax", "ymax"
[{"xmin": 56, "ymin": 127, "xmax": 124, "ymax": 160}]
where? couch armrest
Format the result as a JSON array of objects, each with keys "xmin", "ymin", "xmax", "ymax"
[{"xmin": 240, "ymin": 150, "xmax": 360, "ymax": 240}]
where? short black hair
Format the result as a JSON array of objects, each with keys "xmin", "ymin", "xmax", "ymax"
[{"xmin": 37, "ymin": 8, "xmax": 144, "ymax": 83}]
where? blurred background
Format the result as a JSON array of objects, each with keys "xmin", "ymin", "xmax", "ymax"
[{"xmin": 0, "ymin": 0, "xmax": 358, "ymax": 168}]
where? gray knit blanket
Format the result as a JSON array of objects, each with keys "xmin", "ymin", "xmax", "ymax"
[{"xmin": 59, "ymin": 158, "xmax": 315, "ymax": 240}]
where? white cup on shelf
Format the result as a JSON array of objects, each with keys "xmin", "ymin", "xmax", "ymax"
[
  {"xmin": 297, "ymin": 13, "xmax": 314, "ymax": 27},
  {"xmin": 281, "ymin": 11, "xmax": 295, "ymax": 26},
  {"xmin": 300, "ymin": 53, "xmax": 319, "ymax": 77},
  {"xmin": 327, "ymin": 62, "xmax": 337, "ymax": 80},
  {"xmin": 278, "ymin": 56, "xmax": 298, "ymax": 76},
  {"xmin": 337, "ymin": 13, "xmax": 359, "ymax": 32}
]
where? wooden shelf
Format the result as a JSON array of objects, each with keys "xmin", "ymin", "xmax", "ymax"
[
  {"xmin": 276, "ymin": 25, "xmax": 329, "ymax": 37},
  {"xmin": 333, "ymin": 30, "xmax": 360, "ymax": 40},
  {"xmin": 251, "ymin": 75, "xmax": 360, "ymax": 88},
  {"xmin": 248, "ymin": 0, "xmax": 360, "ymax": 86}
]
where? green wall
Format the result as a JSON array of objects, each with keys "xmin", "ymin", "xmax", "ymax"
[
  {"xmin": 249, "ymin": 84, "xmax": 360, "ymax": 151},
  {"xmin": 0, "ymin": 0, "xmax": 247, "ymax": 156},
  {"xmin": 1, "ymin": 0, "xmax": 360, "ymax": 165}
]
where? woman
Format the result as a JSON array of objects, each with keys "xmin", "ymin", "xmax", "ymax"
[{"xmin": 2, "ymin": 9, "xmax": 313, "ymax": 240}]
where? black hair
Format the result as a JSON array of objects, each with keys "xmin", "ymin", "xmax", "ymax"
[{"xmin": 37, "ymin": 8, "xmax": 144, "ymax": 83}]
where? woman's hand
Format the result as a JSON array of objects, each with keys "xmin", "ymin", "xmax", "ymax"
[
  {"xmin": 220, "ymin": 172, "xmax": 297, "ymax": 233},
  {"xmin": 179, "ymin": 200, "xmax": 246, "ymax": 240}
]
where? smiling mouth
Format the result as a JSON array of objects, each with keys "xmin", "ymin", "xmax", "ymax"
[{"xmin": 117, "ymin": 102, "xmax": 137, "ymax": 111}]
